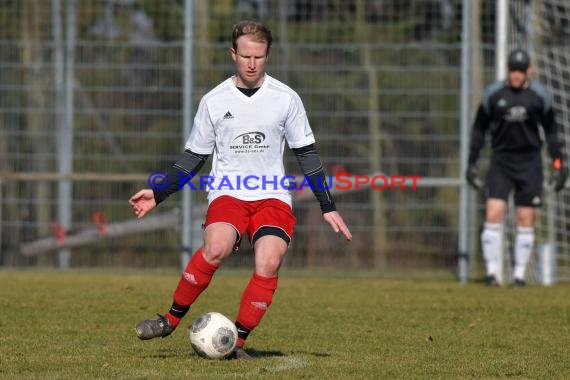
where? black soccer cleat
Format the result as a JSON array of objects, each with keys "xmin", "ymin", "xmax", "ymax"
[
  {"xmin": 135, "ymin": 314, "xmax": 174, "ymax": 340},
  {"xmin": 226, "ymin": 346, "xmax": 254, "ymax": 360},
  {"xmin": 485, "ymin": 275, "xmax": 499, "ymax": 287},
  {"xmin": 512, "ymin": 278, "xmax": 526, "ymax": 288}
]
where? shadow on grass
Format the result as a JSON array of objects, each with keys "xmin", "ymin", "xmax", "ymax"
[
  {"xmin": 144, "ymin": 348, "xmax": 329, "ymax": 360},
  {"xmin": 245, "ymin": 349, "xmax": 285, "ymax": 358},
  {"xmin": 144, "ymin": 348, "xmax": 190, "ymax": 359},
  {"xmin": 291, "ymin": 351, "xmax": 330, "ymax": 357},
  {"xmin": 250, "ymin": 349, "xmax": 330, "ymax": 358},
  {"xmin": 145, "ymin": 349, "xmax": 287, "ymax": 360}
]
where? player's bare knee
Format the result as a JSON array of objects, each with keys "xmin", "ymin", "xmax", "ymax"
[
  {"xmin": 486, "ymin": 215, "xmax": 504, "ymax": 224},
  {"xmin": 202, "ymin": 242, "xmax": 232, "ymax": 264},
  {"xmin": 258, "ymin": 255, "xmax": 283, "ymax": 276},
  {"xmin": 267, "ymin": 257, "xmax": 283, "ymax": 273},
  {"xmin": 516, "ymin": 215, "xmax": 534, "ymax": 227},
  {"xmin": 485, "ymin": 209, "xmax": 505, "ymax": 224},
  {"xmin": 516, "ymin": 207, "xmax": 535, "ymax": 227},
  {"xmin": 485, "ymin": 201, "xmax": 506, "ymax": 223}
]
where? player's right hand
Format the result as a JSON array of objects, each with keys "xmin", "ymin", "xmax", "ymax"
[
  {"xmin": 129, "ymin": 189, "xmax": 156, "ymax": 219},
  {"xmin": 466, "ymin": 165, "xmax": 484, "ymax": 190}
]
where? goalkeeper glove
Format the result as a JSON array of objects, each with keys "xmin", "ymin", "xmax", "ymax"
[
  {"xmin": 551, "ymin": 158, "xmax": 568, "ymax": 192},
  {"xmin": 466, "ymin": 164, "xmax": 484, "ymax": 190}
]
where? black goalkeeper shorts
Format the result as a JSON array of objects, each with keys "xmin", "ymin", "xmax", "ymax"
[{"xmin": 485, "ymin": 154, "xmax": 543, "ymax": 207}]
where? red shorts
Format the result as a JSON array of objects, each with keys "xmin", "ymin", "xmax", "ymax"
[{"xmin": 204, "ymin": 195, "xmax": 296, "ymax": 249}]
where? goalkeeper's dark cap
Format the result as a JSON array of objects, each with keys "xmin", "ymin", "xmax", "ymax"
[{"xmin": 507, "ymin": 49, "xmax": 530, "ymax": 71}]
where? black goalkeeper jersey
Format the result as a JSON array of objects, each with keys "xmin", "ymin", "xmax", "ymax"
[{"xmin": 468, "ymin": 80, "xmax": 562, "ymax": 165}]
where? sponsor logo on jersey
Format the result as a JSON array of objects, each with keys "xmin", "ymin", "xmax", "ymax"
[
  {"xmin": 504, "ymin": 105, "xmax": 528, "ymax": 122},
  {"xmin": 233, "ymin": 131, "xmax": 265, "ymax": 144},
  {"xmin": 223, "ymin": 111, "xmax": 234, "ymax": 119},
  {"xmin": 230, "ymin": 131, "xmax": 269, "ymax": 154},
  {"xmin": 497, "ymin": 98, "xmax": 507, "ymax": 107}
]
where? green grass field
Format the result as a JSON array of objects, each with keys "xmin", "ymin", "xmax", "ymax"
[{"xmin": 0, "ymin": 270, "xmax": 568, "ymax": 379}]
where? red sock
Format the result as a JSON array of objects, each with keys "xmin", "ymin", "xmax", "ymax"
[
  {"xmin": 235, "ymin": 273, "xmax": 278, "ymax": 347},
  {"xmin": 165, "ymin": 248, "xmax": 218, "ymax": 328}
]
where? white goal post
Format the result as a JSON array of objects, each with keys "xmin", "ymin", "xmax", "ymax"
[{"xmin": 499, "ymin": 0, "xmax": 570, "ymax": 284}]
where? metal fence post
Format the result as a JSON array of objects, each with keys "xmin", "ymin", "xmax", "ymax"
[
  {"xmin": 181, "ymin": 0, "xmax": 195, "ymax": 270},
  {"xmin": 458, "ymin": 0, "xmax": 472, "ymax": 283},
  {"xmin": 494, "ymin": 0, "xmax": 508, "ymax": 284},
  {"xmin": 57, "ymin": 0, "xmax": 76, "ymax": 270}
]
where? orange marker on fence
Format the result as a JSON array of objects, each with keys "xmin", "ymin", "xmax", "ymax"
[
  {"xmin": 92, "ymin": 211, "xmax": 109, "ymax": 237},
  {"xmin": 51, "ymin": 222, "xmax": 66, "ymax": 246}
]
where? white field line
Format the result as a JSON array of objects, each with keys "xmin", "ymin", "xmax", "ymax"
[{"xmin": 210, "ymin": 355, "xmax": 308, "ymax": 378}]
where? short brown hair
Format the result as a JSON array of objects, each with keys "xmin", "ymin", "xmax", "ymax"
[{"xmin": 232, "ymin": 20, "xmax": 272, "ymax": 54}]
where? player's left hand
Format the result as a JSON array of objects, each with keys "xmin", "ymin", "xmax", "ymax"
[
  {"xmin": 323, "ymin": 211, "xmax": 352, "ymax": 241},
  {"xmin": 550, "ymin": 158, "xmax": 568, "ymax": 192},
  {"xmin": 466, "ymin": 164, "xmax": 484, "ymax": 190}
]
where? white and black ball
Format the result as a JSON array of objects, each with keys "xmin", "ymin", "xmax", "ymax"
[{"xmin": 189, "ymin": 312, "xmax": 237, "ymax": 359}]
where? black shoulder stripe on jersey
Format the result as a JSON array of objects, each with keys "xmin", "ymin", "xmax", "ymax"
[{"xmin": 174, "ymin": 150, "xmax": 209, "ymax": 174}]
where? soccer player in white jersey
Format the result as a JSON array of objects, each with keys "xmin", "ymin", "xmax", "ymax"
[{"xmin": 130, "ymin": 20, "xmax": 352, "ymax": 359}]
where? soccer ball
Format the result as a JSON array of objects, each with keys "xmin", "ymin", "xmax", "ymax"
[{"xmin": 189, "ymin": 312, "xmax": 237, "ymax": 359}]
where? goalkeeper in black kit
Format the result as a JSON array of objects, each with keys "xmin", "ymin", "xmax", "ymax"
[{"xmin": 466, "ymin": 48, "xmax": 567, "ymax": 287}]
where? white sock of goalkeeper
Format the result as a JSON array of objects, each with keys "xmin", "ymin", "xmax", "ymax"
[
  {"xmin": 514, "ymin": 226, "xmax": 534, "ymax": 280},
  {"xmin": 481, "ymin": 223, "xmax": 503, "ymax": 276}
]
